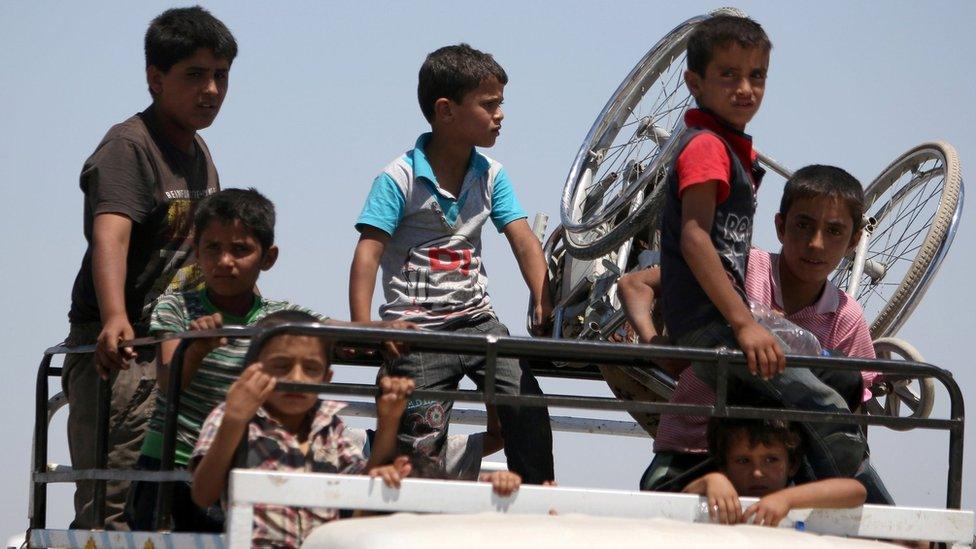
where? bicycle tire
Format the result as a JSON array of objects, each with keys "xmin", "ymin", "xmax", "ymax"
[
  {"xmin": 560, "ymin": 8, "xmax": 747, "ymax": 259},
  {"xmin": 866, "ymin": 337, "xmax": 935, "ymax": 430},
  {"xmin": 832, "ymin": 142, "xmax": 963, "ymax": 339}
]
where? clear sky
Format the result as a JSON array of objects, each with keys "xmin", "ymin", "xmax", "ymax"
[{"xmin": 1, "ymin": 0, "xmax": 974, "ymax": 537}]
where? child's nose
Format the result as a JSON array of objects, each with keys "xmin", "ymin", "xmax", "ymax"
[
  {"xmin": 809, "ymin": 230, "xmax": 826, "ymax": 250},
  {"xmin": 202, "ymin": 76, "xmax": 219, "ymax": 96}
]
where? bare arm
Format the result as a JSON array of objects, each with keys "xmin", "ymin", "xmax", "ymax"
[
  {"xmin": 91, "ymin": 213, "xmax": 135, "ymax": 378},
  {"xmin": 349, "ymin": 227, "xmax": 389, "ymax": 322},
  {"xmin": 683, "ymin": 471, "xmax": 743, "ymax": 524},
  {"xmin": 191, "ymin": 365, "xmax": 275, "ymax": 507},
  {"xmin": 744, "ymin": 478, "xmax": 867, "ymax": 527},
  {"xmin": 503, "ymin": 219, "xmax": 552, "ymax": 335},
  {"xmin": 680, "ymin": 183, "xmax": 783, "ymax": 378},
  {"xmin": 364, "ymin": 376, "xmax": 414, "ymax": 468},
  {"xmin": 157, "ymin": 314, "xmax": 228, "ymax": 393}
]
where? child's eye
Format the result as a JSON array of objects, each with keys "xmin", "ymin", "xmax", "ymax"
[{"xmin": 214, "ymin": 71, "xmax": 228, "ymax": 81}]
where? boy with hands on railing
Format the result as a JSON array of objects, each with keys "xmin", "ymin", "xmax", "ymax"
[
  {"xmin": 191, "ymin": 310, "xmax": 415, "ymax": 548},
  {"xmin": 683, "ymin": 417, "xmax": 866, "ymax": 527}
]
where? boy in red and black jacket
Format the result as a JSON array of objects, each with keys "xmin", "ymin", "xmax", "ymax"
[{"xmin": 651, "ymin": 15, "xmax": 866, "ymax": 490}]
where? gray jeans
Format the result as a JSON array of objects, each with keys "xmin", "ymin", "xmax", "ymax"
[
  {"xmin": 61, "ymin": 322, "xmax": 157, "ymax": 530},
  {"xmin": 682, "ymin": 321, "xmax": 867, "ymax": 479}
]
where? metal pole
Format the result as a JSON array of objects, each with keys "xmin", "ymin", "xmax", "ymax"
[
  {"xmin": 155, "ymin": 342, "xmax": 185, "ymax": 531},
  {"xmin": 29, "ymin": 354, "xmax": 54, "ymax": 530},
  {"xmin": 91, "ymin": 375, "xmax": 111, "ymax": 528}
]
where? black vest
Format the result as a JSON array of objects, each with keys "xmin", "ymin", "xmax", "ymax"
[{"xmin": 660, "ymin": 128, "xmax": 764, "ymax": 341}]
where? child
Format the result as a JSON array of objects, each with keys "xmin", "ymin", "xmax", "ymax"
[
  {"xmin": 127, "ymin": 188, "xmax": 414, "ymax": 529},
  {"xmin": 61, "ymin": 6, "xmax": 235, "ymax": 528},
  {"xmin": 656, "ymin": 15, "xmax": 866, "ymax": 484},
  {"xmin": 191, "ymin": 310, "xmax": 415, "ymax": 548},
  {"xmin": 641, "ymin": 166, "xmax": 887, "ymax": 498},
  {"xmin": 349, "ymin": 44, "xmax": 554, "ymax": 483},
  {"xmin": 683, "ymin": 417, "xmax": 866, "ymax": 526}
]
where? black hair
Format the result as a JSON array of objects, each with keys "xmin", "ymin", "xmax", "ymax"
[
  {"xmin": 408, "ymin": 454, "xmax": 450, "ymax": 480},
  {"xmin": 687, "ymin": 15, "xmax": 772, "ymax": 76},
  {"xmin": 707, "ymin": 417, "xmax": 803, "ymax": 469},
  {"xmin": 251, "ymin": 310, "xmax": 333, "ymax": 365},
  {"xmin": 193, "ymin": 188, "xmax": 275, "ymax": 251},
  {"xmin": 418, "ymin": 43, "xmax": 508, "ymax": 123},
  {"xmin": 780, "ymin": 165, "xmax": 866, "ymax": 231},
  {"xmin": 145, "ymin": 6, "xmax": 238, "ymax": 72}
]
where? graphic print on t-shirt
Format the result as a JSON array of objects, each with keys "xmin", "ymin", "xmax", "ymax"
[
  {"xmin": 718, "ymin": 211, "xmax": 752, "ymax": 276},
  {"xmin": 401, "ymin": 234, "xmax": 485, "ymax": 315}
]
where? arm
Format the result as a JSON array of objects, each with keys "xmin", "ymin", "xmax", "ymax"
[
  {"xmin": 503, "ymin": 219, "xmax": 553, "ymax": 335},
  {"xmin": 156, "ymin": 313, "xmax": 229, "ymax": 393},
  {"xmin": 191, "ymin": 364, "xmax": 276, "ymax": 508},
  {"xmin": 349, "ymin": 227, "xmax": 389, "ymax": 322},
  {"xmin": 680, "ymin": 183, "xmax": 784, "ymax": 378},
  {"xmin": 743, "ymin": 478, "xmax": 867, "ymax": 527},
  {"xmin": 365, "ymin": 376, "xmax": 414, "ymax": 468},
  {"xmin": 92, "ymin": 213, "xmax": 136, "ymax": 378},
  {"xmin": 682, "ymin": 471, "xmax": 743, "ymax": 524}
]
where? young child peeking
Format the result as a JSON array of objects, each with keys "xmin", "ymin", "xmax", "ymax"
[
  {"xmin": 683, "ymin": 417, "xmax": 866, "ymax": 527},
  {"xmin": 190, "ymin": 310, "xmax": 414, "ymax": 548}
]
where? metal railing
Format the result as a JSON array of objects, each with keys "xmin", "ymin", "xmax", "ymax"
[{"xmin": 29, "ymin": 323, "xmax": 967, "ymax": 539}]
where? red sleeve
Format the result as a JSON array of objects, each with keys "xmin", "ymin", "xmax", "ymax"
[{"xmin": 676, "ymin": 133, "xmax": 732, "ymax": 203}]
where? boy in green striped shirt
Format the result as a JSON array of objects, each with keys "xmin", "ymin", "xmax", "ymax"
[{"xmin": 125, "ymin": 188, "xmax": 411, "ymax": 530}]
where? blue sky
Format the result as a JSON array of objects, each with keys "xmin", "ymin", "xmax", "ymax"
[{"xmin": 1, "ymin": 0, "xmax": 974, "ymax": 537}]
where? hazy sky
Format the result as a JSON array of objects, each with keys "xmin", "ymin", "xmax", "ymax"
[{"xmin": 2, "ymin": 0, "xmax": 974, "ymax": 538}]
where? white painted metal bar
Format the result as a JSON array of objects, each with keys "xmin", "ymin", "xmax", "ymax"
[
  {"xmin": 340, "ymin": 400, "xmax": 650, "ymax": 437},
  {"xmin": 29, "ymin": 529, "xmax": 224, "ymax": 548},
  {"xmin": 226, "ymin": 470, "xmax": 974, "ymax": 548}
]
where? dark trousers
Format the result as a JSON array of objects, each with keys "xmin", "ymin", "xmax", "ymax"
[
  {"xmin": 124, "ymin": 455, "xmax": 224, "ymax": 532},
  {"xmin": 384, "ymin": 317, "xmax": 555, "ymax": 483}
]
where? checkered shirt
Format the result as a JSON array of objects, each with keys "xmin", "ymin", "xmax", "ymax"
[{"xmin": 192, "ymin": 400, "xmax": 365, "ymax": 548}]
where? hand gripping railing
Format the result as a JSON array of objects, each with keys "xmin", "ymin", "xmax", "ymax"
[{"xmin": 30, "ymin": 322, "xmax": 967, "ymax": 538}]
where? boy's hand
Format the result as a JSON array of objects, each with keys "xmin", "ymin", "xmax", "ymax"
[
  {"xmin": 377, "ymin": 320, "xmax": 417, "ymax": 360},
  {"xmin": 529, "ymin": 296, "xmax": 553, "ymax": 336},
  {"xmin": 95, "ymin": 316, "xmax": 136, "ymax": 379},
  {"xmin": 224, "ymin": 363, "xmax": 276, "ymax": 424},
  {"xmin": 376, "ymin": 376, "xmax": 415, "ymax": 423},
  {"xmin": 743, "ymin": 492, "xmax": 791, "ymax": 527},
  {"xmin": 368, "ymin": 455, "xmax": 412, "ymax": 489},
  {"xmin": 684, "ymin": 472, "xmax": 742, "ymax": 524},
  {"xmin": 733, "ymin": 320, "xmax": 785, "ymax": 380},
  {"xmin": 479, "ymin": 470, "xmax": 522, "ymax": 496},
  {"xmin": 186, "ymin": 313, "xmax": 228, "ymax": 360}
]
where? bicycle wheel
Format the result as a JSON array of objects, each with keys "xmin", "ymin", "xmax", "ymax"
[
  {"xmin": 863, "ymin": 337, "xmax": 934, "ymax": 430},
  {"xmin": 560, "ymin": 8, "xmax": 748, "ymax": 259},
  {"xmin": 831, "ymin": 141, "xmax": 963, "ymax": 339}
]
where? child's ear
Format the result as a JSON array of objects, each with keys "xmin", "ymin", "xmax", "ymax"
[
  {"xmin": 261, "ymin": 245, "xmax": 279, "ymax": 271},
  {"xmin": 774, "ymin": 212, "xmax": 786, "ymax": 243},
  {"xmin": 433, "ymin": 97, "xmax": 454, "ymax": 123},
  {"xmin": 683, "ymin": 69, "xmax": 701, "ymax": 99},
  {"xmin": 788, "ymin": 458, "xmax": 801, "ymax": 477},
  {"xmin": 324, "ymin": 369, "xmax": 333, "ymax": 384},
  {"xmin": 147, "ymin": 65, "xmax": 164, "ymax": 95}
]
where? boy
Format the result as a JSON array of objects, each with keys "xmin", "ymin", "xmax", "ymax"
[
  {"xmin": 125, "ymin": 188, "xmax": 311, "ymax": 530},
  {"xmin": 349, "ymin": 44, "xmax": 554, "ymax": 483},
  {"xmin": 638, "ymin": 165, "xmax": 890, "ymax": 502},
  {"xmin": 683, "ymin": 417, "xmax": 866, "ymax": 526},
  {"xmin": 657, "ymin": 15, "xmax": 866, "ymax": 484},
  {"xmin": 61, "ymin": 6, "xmax": 235, "ymax": 528},
  {"xmin": 191, "ymin": 310, "xmax": 416, "ymax": 548}
]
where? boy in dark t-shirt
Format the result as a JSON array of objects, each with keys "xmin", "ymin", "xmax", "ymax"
[
  {"xmin": 655, "ymin": 15, "xmax": 866, "ymax": 488},
  {"xmin": 62, "ymin": 6, "xmax": 236, "ymax": 529}
]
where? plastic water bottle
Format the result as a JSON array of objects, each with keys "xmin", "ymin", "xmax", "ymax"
[{"xmin": 750, "ymin": 302, "xmax": 823, "ymax": 356}]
